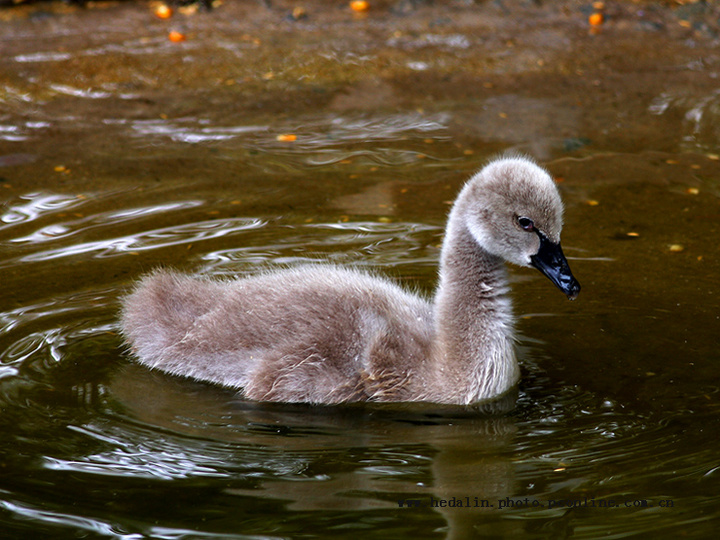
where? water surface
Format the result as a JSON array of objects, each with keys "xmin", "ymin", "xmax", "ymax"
[{"xmin": 1, "ymin": 1, "xmax": 720, "ymax": 538}]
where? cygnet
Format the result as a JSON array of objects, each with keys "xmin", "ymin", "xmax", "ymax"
[{"xmin": 120, "ymin": 156, "xmax": 580, "ymax": 405}]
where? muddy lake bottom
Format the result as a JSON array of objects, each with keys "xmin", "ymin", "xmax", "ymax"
[{"xmin": 1, "ymin": 1, "xmax": 720, "ymax": 538}]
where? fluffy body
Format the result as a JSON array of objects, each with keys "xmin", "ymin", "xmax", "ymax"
[{"xmin": 121, "ymin": 156, "xmax": 575, "ymax": 405}]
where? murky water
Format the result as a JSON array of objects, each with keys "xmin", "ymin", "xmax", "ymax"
[{"xmin": 2, "ymin": 1, "xmax": 720, "ymax": 538}]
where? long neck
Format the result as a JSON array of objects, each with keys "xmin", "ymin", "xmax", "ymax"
[{"xmin": 430, "ymin": 218, "xmax": 519, "ymax": 404}]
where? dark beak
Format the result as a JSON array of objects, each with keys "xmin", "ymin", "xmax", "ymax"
[{"xmin": 530, "ymin": 234, "xmax": 581, "ymax": 300}]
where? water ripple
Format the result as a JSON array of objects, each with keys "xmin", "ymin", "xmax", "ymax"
[
  {"xmin": 0, "ymin": 193, "xmax": 84, "ymax": 229},
  {"xmin": 4, "ymin": 217, "xmax": 265, "ymax": 266},
  {"xmin": 0, "ymin": 498, "xmax": 144, "ymax": 540},
  {"xmin": 123, "ymin": 112, "xmax": 450, "ymax": 151},
  {"xmin": 129, "ymin": 119, "xmax": 268, "ymax": 144},
  {"xmin": 649, "ymin": 89, "xmax": 720, "ymax": 152},
  {"xmin": 44, "ymin": 421, "xmax": 308, "ymax": 481},
  {"xmin": 9, "ymin": 201, "xmax": 204, "ymax": 245},
  {"xmin": 44, "ymin": 432, "xmax": 229, "ymax": 481},
  {"xmin": 199, "ymin": 221, "xmax": 440, "ymax": 275}
]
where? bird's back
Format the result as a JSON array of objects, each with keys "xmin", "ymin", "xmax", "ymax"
[{"xmin": 121, "ymin": 266, "xmax": 434, "ymax": 403}]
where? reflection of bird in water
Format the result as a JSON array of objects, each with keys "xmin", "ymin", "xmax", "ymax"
[{"xmin": 109, "ymin": 362, "xmax": 522, "ymax": 538}]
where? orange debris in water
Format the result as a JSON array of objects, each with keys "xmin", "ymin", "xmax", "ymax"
[
  {"xmin": 276, "ymin": 134, "xmax": 297, "ymax": 142},
  {"xmin": 168, "ymin": 30, "xmax": 186, "ymax": 43},
  {"xmin": 589, "ymin": 12, "xmax": 604, "ymax": 26},
  {"xmin": 350, "ymin": 1, "xmax": 369, "ymax": 12},
  {"xmin": 291, "ymin": 7, "xmax": 307, "ymax": 20},
  {"xmin": 154, "ymin": 4, "xmax": 173, "ymax": 19}
]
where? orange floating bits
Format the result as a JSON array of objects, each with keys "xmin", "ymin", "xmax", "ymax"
[
  {"xmin": 154, "ymin": 4, "xmax": 173, "ymax": 19},
  {"xmin": 350, "ymin": 1, "xmax": 369, "ymax": 12},
  {"xmin": 168, "ymin": 30, "xmax": 186, "ymax": 43},
  {"xmin": 276, "ymin": 134, "xmax": 297, "ymax": 142},
  {"xmin": 178, "ymin": 4, "xmax": 200, "ymax": 16},
  {"xmin": 589, "ymin": 12, "xmax": 603, "ymax": 26},
  {"xmin": 291, "ymin": 6, "xmax": 307, "ymax": 20}
]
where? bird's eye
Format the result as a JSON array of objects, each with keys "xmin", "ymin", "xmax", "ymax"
[{"xmin": 517, "ymin": 216, "xmax": 535, "ymax": 232}]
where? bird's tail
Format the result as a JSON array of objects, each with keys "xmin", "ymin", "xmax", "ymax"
[{"xmin": 120, "ymin": 269, "xmax": 216, "ymax": 369}]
